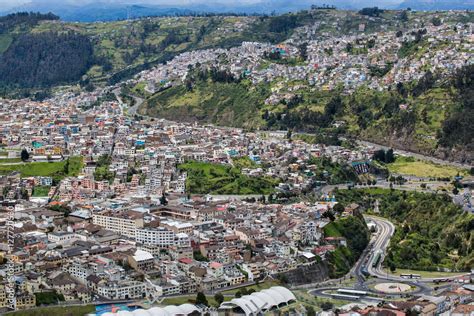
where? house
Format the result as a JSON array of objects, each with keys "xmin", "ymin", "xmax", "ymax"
[
  {"xmin": 128, "ymin": 249, "xmax": 155, "ymax": 272},
  {"xmin": 49, "ymin": 272, "xmax": 78, "ymax": 294}
]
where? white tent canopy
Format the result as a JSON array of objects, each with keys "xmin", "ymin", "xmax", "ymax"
[{"xmin": 219, "ymin": 286, "xmax": 296, "ymax": 316}]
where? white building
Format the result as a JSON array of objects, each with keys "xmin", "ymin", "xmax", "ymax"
[
  {"xmin": 92, "ymin": 210, "xmax": 144, "ymax": 238},
  {"xmin": 136, "ymin": 227, "xmax": 176, "ymax": 246},
  {"xmin": 97, "ymin": 281, "xmax": 147, "ymax": 300}
]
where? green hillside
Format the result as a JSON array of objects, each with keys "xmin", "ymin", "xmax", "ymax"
[
  {"xmin": 323, "ymin": 215, "xmax": 369, "ymax": 278},
  {"xmin": 178, "ymin": 161, "xmax": 278, "ymax": 195},
  {"xmin": 336, "ymin": 188, "xmax": 474, "ymax": 271},
  {"xmin": 142, "ymin": 78, "xmax": 270, "ymax": 128},
  {"xmin": 142, "ymin": 65, "xmax": 474, "ymax": 162}
]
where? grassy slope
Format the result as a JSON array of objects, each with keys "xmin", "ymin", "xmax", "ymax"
[
  {"xmin": 32, "ymin": 185, "xmax": 51, "ymax": 197},
  {"xmin": 387, "ymin": 156, "xmax": 468, "ymax": 178},
  {"xmin": 0, "ymin": 34, "xmax": 13, "ymax": 53},
  {"xmin": 143, "ymin": 79, "xmax": 270, "ymax": 128},
  {"xmin": 178, "ymin": 161, "xmax": 278, "ymax": 195},
  {"xmin": 0, "ymin": 156, "xmax": 83, "ymax": 178}
]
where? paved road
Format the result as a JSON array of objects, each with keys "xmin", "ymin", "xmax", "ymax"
[
  {"xmin": 112, "ymin": 88, "xmax": 144, "ymax": 117},
  {"xmin": 366, "ymin": 216, "xmax": 469, "ymax": 283},
  {"xmin": 321, "ymin": 180, "xmax": 450, "ymax": 196},
  {"xmin": 356, "ymin": 140, "xmax": 472, "ymax": 169},
  {"xmin": 308, "ymin": 215, "xmax": 466, "ymax": 301}
]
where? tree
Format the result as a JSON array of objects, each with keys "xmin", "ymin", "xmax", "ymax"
[
  {"xmin": 277, "ymin": 274, "xmax": 288, "ymax": 284},
  {"xmin": 214, "ymin": 292, "xmax": 224, "ymax": 305},
  {"xmin": 320, "ymin": 301, "xmax": 334, "ymax": 311},
  {"xmin": 160, "ymin": 192, "xmax": 168, "ymax": 206},
  {"xmin": 63, "ymin": 158, "xmax": 70, "ymax": 174},
  {"xmin": 322, "ymin": 210, "xmax": 336, "ymax": 221},
  {"xmin": 298, "ymin": 42, "xmax": 308, "ymax": 61},
  {"xmin": 21, "ymin": 148, "xmax": 29, "ymax": 162},
  {"xmin": 385, "ymin": 149, "xmax": 395, "ymax": 163},
  {"xmin": 196, "ymin": 292, "xmax": 208, "ymax": 306},
  {"xmin": 333, "ymin": 203, "xmax": 345, "ymax": 214},
  {"xmin": 389, "ymin": 261, "xmax": 396, "ymax": 273},
  {"xmin": 306, "ymin": 306, "xmax": 316, "ymax": 316},
  {"xmin": 431, "ymin": 17, "xmax": 442, "ymax": 26},
  {"xmin": 400, "ymin": 10, "xmax": 408, "ymax": 22},
  {"xmin": 20, "ymin": 188, "xmax": 29, "ymax": 200}
]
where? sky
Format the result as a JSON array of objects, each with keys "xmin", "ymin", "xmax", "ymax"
[{"xmin": 0, "ymin": 0, "xmax": 405, "ymax": 11}]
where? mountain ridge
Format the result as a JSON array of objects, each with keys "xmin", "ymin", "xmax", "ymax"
[{"xmin": 2, "ymin": 0, "xmax": 472, "ymax": 22}]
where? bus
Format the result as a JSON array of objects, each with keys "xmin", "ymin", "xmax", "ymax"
[
  {"xmin": 337, "ymin": 289, "xmax": 368, "ymax": 296},
  {"xmin": 400, "ymin": 273, "xmax": 421, "ymax": 279},
  {"xmin": 331, "ymin": 293, "xmax": 360, "ymax": 301},
  {"xmin": 372, "ymin": 250, "xmax": 383, "ymax": 268}
]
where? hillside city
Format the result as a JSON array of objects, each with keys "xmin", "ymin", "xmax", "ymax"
[{"xmin": 0, "ymin": 4, "xmax": 473, "ymax": 316}]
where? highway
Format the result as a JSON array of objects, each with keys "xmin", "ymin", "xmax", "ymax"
[
  {"xmin": 308, "ymin": 215, "xmax": 467, "ymax": 301},
  {"xmin": 364, "ymin": 216, "xmax": 469, "ymax": 283}
]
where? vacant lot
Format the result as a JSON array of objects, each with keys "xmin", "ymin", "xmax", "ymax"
[{"xmin": 387, "ymin": 156, "xmax": 467, "ymax": 178}]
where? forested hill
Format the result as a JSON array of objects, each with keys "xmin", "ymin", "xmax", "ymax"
[
  {"xmin": 0, "ymin": 12, "xmax": 59, "ymax": 33},
  {"xmin": 0, "ymin": 32, "xmax": 93, "ymax": 88}
]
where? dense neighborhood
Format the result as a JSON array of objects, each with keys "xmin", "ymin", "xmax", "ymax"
[{"xmin": 0, "ymin": 5, "xmax": 473, "ymax": 316}]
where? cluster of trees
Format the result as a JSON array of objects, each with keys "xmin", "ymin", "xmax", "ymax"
[
  {"xmin": 0, "ymin": 12, "xmax": 59, "ymax": 34},
  {"xmin": 432, "ymin": 17, "xmax": 442, "ymax": 26},
  {"xmin": 411, "ymin": 70, "xmax": 437, "ymax": 97},
  {"xmin": 35, "ymin": 291, "xmax": 65, "ymax": 306},
  {"xmin": 263, "ymin": 94, "xmax": 344, "ymax": 132},
  {"xmin": 263, "ymin": 50, "xmax": 282, "ymax": 60},
  {"xmin": 368, "ymin": 63, "xmax": 393, "ymax": 78},
  {"xmin": 372, "ymin": 148, "xmax": 395, "ymax": 164},
  {"xmin": 0, "ymin": 32, "xmax": 93, "ymax": 88},
  {"xmin": 440, "ymin": 64, "xmax": 474, "ymax": 150},
  {"xmin": 398, "ymin": 28, "xmax": 427, "ymax": 58},
  {"xmin": 325, "ymin": 215, "xmax": 370, "ymax": 277},
  {"xmin": 250, "ymin": 13, "xmax": 307, "ymax": 43},
  {"xmin": 48, "ymin": 203, "xmax": 72, "ymax": 217},
  {"xmin": 187, "ymin": 66, "xmax": 240, "ymax": 88},
  {"xmin": 358, "ymin": 7, "xmax": 384, "ymax": 17},
  {"xmin": 93, "ymin": 154, "xmax": 115, "ymax": 183},
  {"xmin": 235, "ymin": 287, "xmax": 256, "ymax": 298},
  {"xmin": 307, "ymin": 156, "xmax": 359, "ymax": 185}
]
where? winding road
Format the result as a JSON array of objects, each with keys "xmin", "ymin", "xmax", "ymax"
[
  {"xmin": 308, "ymin": 215, "xmax": 468, "ymax": 301},
  {"xmin": 364, "ymin": 216, "xmax": 469, "ymax": 283}
]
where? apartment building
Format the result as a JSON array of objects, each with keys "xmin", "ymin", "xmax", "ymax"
[{"xmin": 92, "ymin": 210, "xmax": 144, "ymax": 238}]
